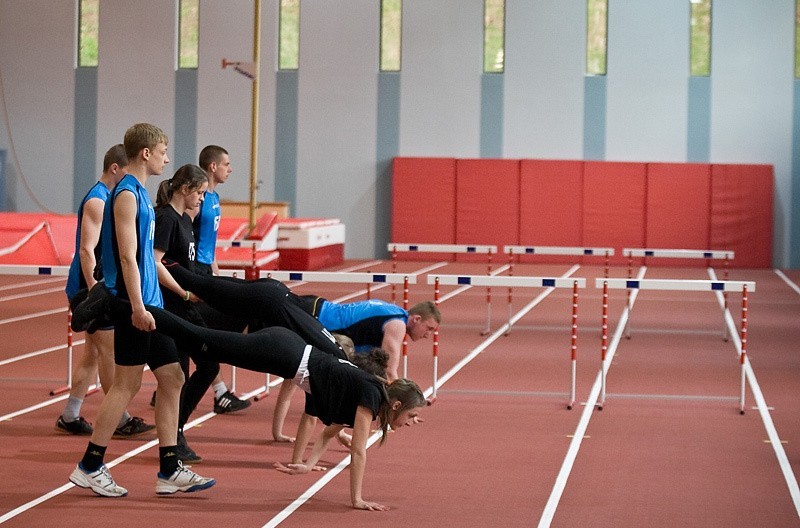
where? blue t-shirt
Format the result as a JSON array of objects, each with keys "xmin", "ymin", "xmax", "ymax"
[
  {"xmin": 317, "ymin": 299, "xmax": 408, "ymax": 353},
  {"xmin": 193, "ymin": 189, "xmax": 220, "ymax": 265},
  {"xmin": 100, "ymin": 174, "xmax": 163, "ymax": 307},
  {"xmin": 65, "ymin": 181, "xmax": 110, "ymax": 300}
]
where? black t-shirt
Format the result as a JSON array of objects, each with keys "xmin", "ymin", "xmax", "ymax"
[
  {"xmin": 155, "ymin": 206, "xmax": 196, "ymax": 307},
  {"xmin": 304, "ymin": 348, "xmax": 386, "ymax": 427}
]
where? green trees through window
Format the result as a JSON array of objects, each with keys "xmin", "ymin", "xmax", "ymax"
[{"xmin": 78, "ymin": 0, "xmax": 98, "ymax": 67}]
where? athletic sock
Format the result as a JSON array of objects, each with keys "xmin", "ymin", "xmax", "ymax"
[
  {"xmin": 159, "ymin": 445, "xmax": 180, "ymax": 476},
  {"xmin": 80, "ymin": 442, "xmax": 107, "ymax": 473},
  {"xmin": 62, "ymin": 396, "xmax": 83, "ymax": 422},
  {"xmin": 117, "ymin": 411, "xmax": 132, "ymax": 429},
  {"xmin": 213, "ymin": 381, "xmax": 228, "ymax": 399}
]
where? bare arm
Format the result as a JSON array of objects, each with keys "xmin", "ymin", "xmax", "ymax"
[
  {"xmin": 290, "ymin": 412, "xmax": 318, "ymax": 464},
  {"xmin": 381, "ymin": 319, "xmax": 407, "ymax": 382},
  {"xmin": 78, "ymin": 197, "xmax": 104, "ymax": 288},
  {"xmin": 349, "ymin": 406, "xmax": 388, "ymax": 511},
  {"xmin": 115, "ymin": 192, "xmax": 155, "ymax": 332},
  {"xmin": 153, "ymin": 248, "xmax": 198, "ymax": 302}
]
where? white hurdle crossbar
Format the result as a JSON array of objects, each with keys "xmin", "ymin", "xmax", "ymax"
[
  {"xmin": 621, "ymin": 248, "xmax": 735, "ymax": 340},
  {"xmin": 595, "ymin": 277, "xmax": 755, "ymax": 413},
  {"xmin": 388, "ymin": 243, "xmax": 499, "ymax": 334},
  {"xmin": 265, "ymin": 271, "xmax": 417, "ymax": 377},
  {"xmin": 428, "ymin": 274, "xmax": 586, "ymax": 407}
]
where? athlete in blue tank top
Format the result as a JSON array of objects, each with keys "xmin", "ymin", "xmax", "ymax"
[
  {"xmin": 193, "ymin": 188, "xmax": 219, "ymax": 268},
  {"xmin": 317, "ymin": 299, "xmax": 408, "ymax": 354},
  {"xmin": 101, "ymin": 174, "xmax": 163, "ymax": 308},
  {"xmin": 65, "ymin": 181, "xmax": 110, "ymax": 300}
]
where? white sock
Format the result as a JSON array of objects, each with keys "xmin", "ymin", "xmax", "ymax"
[
  {"xmin": 117, "ymin": 411, "xmax": 131, "ymax": 429},
  {"xmin": 62, "ymin": 396, "xmax": 83, "ymax": 422},
  {"xmin": 213, "ymin": 381, "xmax": 228, "ymax": 399}
]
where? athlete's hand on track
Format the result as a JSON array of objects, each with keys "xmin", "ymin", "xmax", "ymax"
[
  {"xmin": 274, "ymin": 462, "xmax": 326, "ymax": 474},
  {"xmin": 353, "ymin": 499, "xmax": 389, "ymax": 511}
]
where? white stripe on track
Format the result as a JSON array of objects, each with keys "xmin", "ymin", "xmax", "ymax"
[
  {"xmin": 0, "ymin": 286, "xmax": 65, "ymax": 302},
  {"xmin": 709, "ymin": 269, "xmax": 800, "ymax": 519},
  {"xmin": 537, "ymin": 266, "xmax": 647, "ymax": 528},
  {"xmin": 0, "ymin": 276, "xmax": 65, "ymax": 292},
  {"xmin": 775, "ymin": 269, "xmax": 800, "ymax": 296},
  {"xmin": 262, "ymin": 263, "xmax": 579, "ymax": 528},
  {"xmin": 0, "ymin": 340, "xmax": 84, "ymax": 367},
  {"xmin": 0, "ymin": 307, "xmax": 66, "ymax": 325},
  {"xmin": 0, "ymin": 381, "xmax": 275, "ymax": 524}
]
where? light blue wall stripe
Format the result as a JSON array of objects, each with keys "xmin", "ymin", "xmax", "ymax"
[
  {"xmin": 275, "ymin": 71, "xmax": 299, "ymax": 214},
  {"xmin": 791, "ymin": 80, "xmax": 800, "ymax": 268},
  {"xmin": 687, "ymin": 76, "xmax": 711, "ymax": 162},
  {"xmin": 73, "ymin": 68, "xmax": 98, "ymax": 211},
  {"xmin": 376, "ymin": 72, "xmax": 401, "ymax": 258},
  {"xmin": 583, "ymin": 75, "xmax": 606, "ymax": 160},
  {"xmin": 174, "ymin": 69, "xmax": 198, "ymax": 169},
  {"xmin": 480, "ymin": 73, "xmax": 504, "ymax": 158}
]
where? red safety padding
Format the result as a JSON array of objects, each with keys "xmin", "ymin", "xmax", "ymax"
[
  {"xmin": 391, "ymin": 157, "xmax": 457, "ymax": 261},
  {"xmin": 710, "ymin": 164, "xmax": 773, "ymax": 268},
  {"xmin": 455, "ymin": 159, "xmax": 520, "ymax": 263},
  {"xmin": 583, "ymin": 162, "xmax": 647, "ymax": 266},
  {"xmin": 0, "ymin": 212, "xmax": 76, "ymax": 265},
  {"xmin": 645, "ymin": 163, "xmax": 712, "ymax": 267},
  {"xmin": 247, "ymin": 212, "xmax": 278, "ymax": 240},
  {"xmin": 518, "ymin": 159, "xmax": 584, "ymax": 264}
]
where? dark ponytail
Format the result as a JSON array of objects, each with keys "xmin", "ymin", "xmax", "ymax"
[{"xmin": 156, "ymin": 164, "xmax": 209, "ymax": 208}]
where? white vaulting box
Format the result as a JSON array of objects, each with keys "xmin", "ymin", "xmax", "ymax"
[{"xmin": 277, "ymin": 218, "xmax": 345, "ymax": 270}]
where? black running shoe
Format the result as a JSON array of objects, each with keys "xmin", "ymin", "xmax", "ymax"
[
  {"xmin": 56, "ymin": 416, "xmax": 93, "ymax": 435},
  {"xmin": 114, "ymin": 416, "xmax": 156, "ymax": 437},
  {"xmin": 71, "ymin": 282, "xmax": 111, "ymax": 332},
  {"xmin": 213, "ymin": 391, "xmax": 252, "ymax": 414},
  {"xmin": 176, "ymin": 432, "xmax": 202, "ymax": 464}
]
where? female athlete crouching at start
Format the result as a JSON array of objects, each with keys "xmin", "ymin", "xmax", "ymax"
[{"xmin": 145, "ymin": 305, "xmax": 425, "ymax": 511}]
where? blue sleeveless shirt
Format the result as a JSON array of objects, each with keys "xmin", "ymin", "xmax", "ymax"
[
  {"xmin": 193, "ymin": 189, "xmax": 220, "ymax": 265},
  {"xmin": 100, "ymin": 174, "xmax": 163, "ymax": 307},
  {"xmin": 317, "ymin": 299, "xmax": 408, "ymax": 352},
  {"xmin": 65, "ymin": 181, "xmax": 110, "ymax": 300}
]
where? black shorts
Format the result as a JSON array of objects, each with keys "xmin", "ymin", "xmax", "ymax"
[{"xmin": 112, "ymin": 301, "xmax": 179, "ymax": 369}]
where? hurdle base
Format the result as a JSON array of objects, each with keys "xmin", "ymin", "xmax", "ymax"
[
  {"xmin": 253, "ymin": 390, "xmax": 269, "ymax": 401},
  {"xmin": 49, "ymin": 385, "xmax": 70, "ymax": 396}
]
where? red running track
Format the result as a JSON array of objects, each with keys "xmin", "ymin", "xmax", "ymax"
[{"xmin": 0, "ymin": 261, "xmax": 799, "ymax": 527}]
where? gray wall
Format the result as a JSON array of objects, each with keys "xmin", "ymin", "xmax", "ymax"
[{"xmin": 0, "ymin": 0, "xmax": 797, "ymax": 267}]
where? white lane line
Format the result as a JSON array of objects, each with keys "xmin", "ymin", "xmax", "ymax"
[
  {"xmin": 0, "ymin": 382, "xmax": 274, "ymax": 524},
  {"xmin": 537, "ymin": 266, "xmax": 647, "ymax": 528},
  {"xmin": 0, "ymin": 277, "xmax": 65, "ymax": 292},
  {"xmin": 0, "ymin": 340, "xmax": 84, "ymax": 367},
  {"xmin": 709, "ymin": 269, "xmax": 800, "ymax": 519},
  {"xmin": 262, "ymin": 264, "xmax": 580, "ymax": 528},
  {"xmin": 774, "ymin": 269, "xmax": 800, "ymax": 296},
  {"xmin": 0, "ymin": 286, "xmax": 64, "ymax": 303},
  {"xmin": 0, "ymin": 307, "xmax": 66, "ymax": 325}
]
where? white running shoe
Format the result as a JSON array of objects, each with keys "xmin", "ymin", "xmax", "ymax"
[
  {"xmin": 155, "ymin": 461, "xmax": 215, "ymax": 495},
  {"xmin": 69, "ymin": 464, "xmax": 128, "ymax": 497}
]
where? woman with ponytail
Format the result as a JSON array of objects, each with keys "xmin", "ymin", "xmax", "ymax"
[
  {"xmin": 140, "ymin": 304, "xmax": 426, "ymax": 511},
  {"xmin": 153, "ymin": 164, "xmax": 218, "ymax": 464}
]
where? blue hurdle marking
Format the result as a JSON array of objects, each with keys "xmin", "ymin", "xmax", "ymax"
[
  {"xmin": 645, "ymin": 251, "xmax": 654, "ymax": 257},
  {"xmin": 410, "ymin": 245, "xmax": 419, "ymax": 251},
  {"xmin": 372, "ymin": 274, "xmax": 387, "ymax": 283},
  {"xmin": 711, "ymin": 282, "xmax": 724, "ymax": 290},
  {"xmin": 467, "ymin": 247, "xmax": 476, "ymax": 253},
  {"xmin": 543, "ymin": 278, "xmax": 555, "ymax": 287},
  {"xmin": 627, "ymin": 280, "xmax": 640, "ymax": 288},
  {"xmin": 457, "ymin": 277, "xmax": 471, "ymax": 285},
  {"xmin": 703, "ymin": 252, "xmax": 713, "ymax": 259},
  {"xmin": 289, "ymin": 272, "xmax": 303, "ymax": 281},
  {"xmin": 39, "ymin": 267, "xmax": 52, "ymax": 275},
  {"xmin": 526, "ymin": 248, "xmax": 534, "ymax": 254},
  {"xmin": 583, "ymin": 249, "xmax": 593, "ymax": 255}
]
